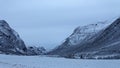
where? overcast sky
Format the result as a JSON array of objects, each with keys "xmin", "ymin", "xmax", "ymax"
[{"xmin": 0, "ymin": 0, "xmax": 120, "ymax": 49}]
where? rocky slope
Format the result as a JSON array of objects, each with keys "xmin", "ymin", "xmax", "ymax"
[
  {"xmin": 0, "ymin": 20, "xmax": 27, "ymax": 55},
  {"xmin": 48, "ymin": 21, "xmax": 110, "ymax": 56},
  {"xmin": 49, "ymin": 18, "xmax": 120, "ymax": 59}
]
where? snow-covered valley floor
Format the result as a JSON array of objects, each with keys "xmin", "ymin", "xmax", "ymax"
[{"xmin": 0, "ymin": 54, "xmax": 119, "ymax": 68}]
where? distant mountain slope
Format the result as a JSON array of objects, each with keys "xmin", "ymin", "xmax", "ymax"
[
  {"xmin": 48, "ymin": 18, "xmax": 120, "ymax": 59},
  {"xmin": 0, "ymin": 20, "xmax": 27, "ymax": 55},
  {"xmin": 26, "ymin": 46, "xmax": 46, "ymax": 55}
]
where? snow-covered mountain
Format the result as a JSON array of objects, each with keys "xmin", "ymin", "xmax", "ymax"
[
  {"xmin": 71, "ymin": 18, "xmax": 120, "ymax": 59},
  {"xmin": 0, "ymin": 20, "xmax": 47, "ymax": 55},
  {"xmin": 48, "ymin": 21, "xmax": 110, "ymax": 55},
  {"xmin": 66, "ymin": 22, "xmax": 109, "ymax": 46},
  {"xmin": 0, "ymin": 20, "xmax": 46, "ymax": 55},
  {"xmin": 0, "ymin": 20, "xmax": 27, "ymax": 55},
  {"xmin": 49, "ymin": 18, "xmax": 120, "ymax": 59}
]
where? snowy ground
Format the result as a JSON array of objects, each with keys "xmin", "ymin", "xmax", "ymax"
[{"xmin": 0, "ymin": 54, "xmax": 120, "ymax": 68}]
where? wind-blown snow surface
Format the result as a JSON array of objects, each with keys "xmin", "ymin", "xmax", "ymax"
[{"xmin": 0, "ymin": 54, "xmax": 119, "ymax": 68}]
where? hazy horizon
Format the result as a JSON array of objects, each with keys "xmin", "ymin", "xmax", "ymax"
[{"xmin": 0, "ymin": 0, "xmax": 120, "ymax": 49}]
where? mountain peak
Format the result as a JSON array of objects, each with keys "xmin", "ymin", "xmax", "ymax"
[{"xmin": 0, "ymin": 20, "xmax": 9, "ymax": 26}]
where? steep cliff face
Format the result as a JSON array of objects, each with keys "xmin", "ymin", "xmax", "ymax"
[
  {"xmin": 48, "ymin": 21, "xmax": 109, "ymax": 55},
  {"xmin": 0, "ymin": 20, "xmax": 27, "ymax": 55}
]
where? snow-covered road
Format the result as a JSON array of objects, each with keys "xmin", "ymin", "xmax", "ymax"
[{"xmin": 0, "ymin": 54, "xmax": 119, "ymax": 68}]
